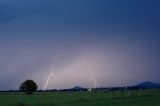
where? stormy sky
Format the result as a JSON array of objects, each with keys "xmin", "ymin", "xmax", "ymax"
[{"xmin": 0, "ymin": 0, "xmax": 160, "ymax": 90}]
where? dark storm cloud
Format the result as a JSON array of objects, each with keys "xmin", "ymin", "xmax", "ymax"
[{"xmin": 0, "ymin": 0, "xmax": 160, "ymax": 90}]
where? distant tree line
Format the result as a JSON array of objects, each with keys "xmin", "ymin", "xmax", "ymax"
[{"xmin": 0, "ymin": 80, "xmax": 160, "ymax": 93}]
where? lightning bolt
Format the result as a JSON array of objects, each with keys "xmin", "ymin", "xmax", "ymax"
[
  {"xmin": 90, "ymin": 71, "xmax": 97, "ymax": 88},
  {"xmin": 43, "ymin": 72, "xmax": 54, "ymax": 90}
]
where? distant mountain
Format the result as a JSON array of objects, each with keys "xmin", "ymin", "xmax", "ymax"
[
  {"xmin": 71, "ymin": 86, "xmax": 84, "ymax": 90},
  {"xmin": 70, "ymin": 86, "xmax": 87, "ymax": 91},
  {"xmin": 135, "ymin": 81, "xmax": 160, "ymax": 89}
]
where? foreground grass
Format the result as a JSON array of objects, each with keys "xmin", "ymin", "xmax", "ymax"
[{"xmin": 0, "ymin": 89, "xmax": 160, "ymax": 106}]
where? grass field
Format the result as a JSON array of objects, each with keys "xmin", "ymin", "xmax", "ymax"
[{"xmin": 0, "ymin": 89, "xmax": 160, "ymax": 106}]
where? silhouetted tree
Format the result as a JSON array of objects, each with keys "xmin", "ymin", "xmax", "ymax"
[{"xmin": 19, "ymin": 80, "xmax": 37, "ymax": 94}]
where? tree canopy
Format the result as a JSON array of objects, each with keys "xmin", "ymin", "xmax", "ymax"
[{"xmin": 19, "ymin": 80, "xmax": 37, "ymax": 94}]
